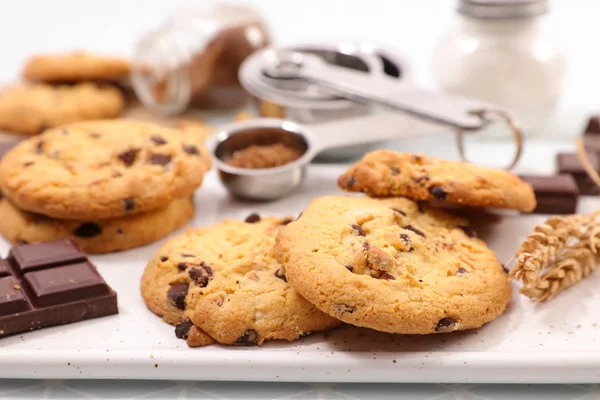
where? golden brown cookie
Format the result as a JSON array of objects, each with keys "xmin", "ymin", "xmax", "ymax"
[
  {"xmin": 338, "ymin": 151, "xmax": 536, "ymax": 212},
  {"xmin": 0, "ymin": 197, "xmax": 194, "ymax": 254},
  {"xmin": 0, "ymin": 83, "xmax": 124, "ymax": 135},
  {"xmin": 275, "ymin": 196, "xmax": 511, "ymax": 335},
  {"xmin": 141, "ymin": 215, "xmax": 340, "ymax": 347},
  {"xmin": 22, "ymin": 52, "xmax": 130, "ymax": 82},
  {"xmin": 0, "ymin": 119, "xmax": 211, "ymax": 220}
]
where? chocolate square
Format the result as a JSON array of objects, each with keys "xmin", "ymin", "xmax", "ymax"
[
  {"xmin": 520, "ymin": 174, "xmax": 579, "ymax": 214},
  {"xmin": 0, "ymin": 239, "xmax": 117, "ymax": 337},
  {"xmin": 556, "ymin": 152, "xmax": 600, "ymax": 195},
  {"xmin": 584, "ymin": 115, "xmax": 600, "ymax": 134}
]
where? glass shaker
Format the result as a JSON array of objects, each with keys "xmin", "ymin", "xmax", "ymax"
[
  {"xmin": 131, "ymin": 4, "xmax": 271, "ymax": 115},
  {"xmin": 431, "ymin": 0, "xmax": 566, "ymax": 136}
]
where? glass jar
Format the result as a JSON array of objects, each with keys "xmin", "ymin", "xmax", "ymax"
[
  {"xmin": 431, "ymin": 0, "xmax": 566, "ymax": 135},
  {"xmin": 131, "ymin": 4, "xmax": 271, "ymax": 115}
]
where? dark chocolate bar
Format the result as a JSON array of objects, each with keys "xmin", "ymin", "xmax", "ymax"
[
  {"xmin": 519, "ymin": 174, "xmax": 579, "ymax": 214},
  {"xmin": 556, "ymin": 152, "xmax": 600, "ymax": 195},
  {"xmin": 0, "ymin": 239, "xmax": 117, "ymax": 337},
  {"xmin": 584, "ymin": 115, "xmax": 600, "ymax": 134}
]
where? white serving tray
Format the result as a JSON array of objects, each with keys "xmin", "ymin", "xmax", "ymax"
[{"xmin": 1, "ymin": 137, "xmax": 600, "ymax": 384}]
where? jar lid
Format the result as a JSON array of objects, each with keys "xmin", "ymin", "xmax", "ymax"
[{"xmin": 459, "ymin": 0, "xmax": 548, "ymax": 19}]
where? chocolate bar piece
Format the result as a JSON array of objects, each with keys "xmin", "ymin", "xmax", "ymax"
[
  {"xmin": 556, "ymin": 152, "xmax": 600, "ymax": 195},
  {"xmin": 519, "ymin": 174, "xmax": 579, "ymax": 214},
  {"xmin": 0, "ymin": 239, "xmax": 117, "ymax": 337},
  {"xmin": 584, "ymin": 115, "xmax": 600, "ymax": 134}
]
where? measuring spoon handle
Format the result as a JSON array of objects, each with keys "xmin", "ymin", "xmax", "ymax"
[
  {"xmin": 308, "ymin": 111, "xmax": 446, "ymax": 155},
  {"xmin": 287, "ymin": 54, "xmax": 491, "ymax": 131}
]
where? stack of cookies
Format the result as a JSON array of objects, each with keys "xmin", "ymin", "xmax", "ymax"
[
  {"xmin": 142, "ymin": 150, "xmax": 537, "ymax": 347},
  {"xmin": 0, "ymin": 119, "xmax": 211, "ymax": 253},
  {"xmin": 0, "ymin": 52, "xmax": 129, "ymax": 135}
]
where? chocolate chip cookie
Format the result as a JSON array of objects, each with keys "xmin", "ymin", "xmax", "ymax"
[
  {"xmin": 0, "ymin": 197, "xmax": 194, "ymax": 254},
  {"xmin": 0, "ymin": 83, "xmax": 125, "ymax": 135},
  {"xmin": 141, "ymin": 216, "xmax": 341, "ymax": 347},
  {"xmin": 275, "ymin": 196, "xmax": 511, "ymax": 335},
  {"xmin": 0, "ymin": 119, "xmax": 211, "ymax": 220},
  {"xmin": 22, "ymin": 52, "xmax": 130, "ymax": 82},
  {"xmin": 338, "ymin": 151, "xmax": 536, "ymax": 212}
]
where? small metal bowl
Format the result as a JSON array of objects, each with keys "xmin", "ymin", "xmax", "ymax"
[
  {"xmin": 210, "ymin": 119, "xmax": 316, "ymax": 200},
  {"xmin": 239, "ymin": 40, "xmax": 411, "ymax": 162}
]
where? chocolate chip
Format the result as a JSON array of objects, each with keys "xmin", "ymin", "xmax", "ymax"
[
  {"xmin": 245, "ymin": 213, "xmax": 261, "ymax": 223},
  {"xmin": 417, "ymin": 201, "xmax": 425, "ymax": 213},
  {"xmin": 118, "ymin": 148, "xmax": 140, "ymax": 166},
  {"xmin": 160, "ymin": 256, "xmax": 168, "ymax": 262},
  {"xmin": 148, "ymin": 154, "xmax": 172, "ymax": 166},
  {"xmin": 236, "ymin": 329, "xmax": 259, "ymax": 346},
  {"xmin": 404, "ymin": 225, "xmax": 425, "ymax": 238},
  {"xmin": 413, "ymin": 175, "xmax": 430, "ymax": 184},
  {"xmin": 376, "ymin": 272, "xmax": 395, "ymax": 280},
  {"xmin": 345, "ymin": 265, "xmax": 354, "ymax": 272},
  {"xmin": 73, "ymin": 222, "xmax": 102, "ymax": 238},
  {"xmin": 390, "ymin": 167, "xmax": 400, "ymax": 176},
  {"xmin": 177, "ymin": 263, "xmax": 187, "ymax": 271},
  {"xmin": 399, "ymin": 233, "xmax": 412, "ymax": 249},
  {"xmin": 351, "ymin": 224, "xmax": 366, "ymax": 236},
  {"xmin": 336, "ymin": 304, "xmax": 355, "ymax": 314},
  {"xmin": 89, "ymin": 132, "xmax": 102, "ymax": 139},
  {"xmin": 167, "ymin": 283, "xmax": 189, "ymax": 310},
  {"xmin": 123, "ymin": 198, "xmax": 135, "ymax": 212},
  {"xmin": 457, "ymin": 267, "xmax": 467, "ymax": 274},
  {"xmin": 35, "ymin": 140, "xmax": 44, "ymax": 154},
  {"xmin": 274, "ymin": 267, "xmax": 287, "ymax": 282},
  {"xmin": 429, "ymin": 186, "xmax": 447, "ymax": 200},
  {"xmin": 391, "ymin": 208, "xmax": 406, "ymax": 216},
  {"xmin": 182, "ymin": 144, "xmax": 200, "ymax": 155},
  {"xmin": 459, "ymin": 225, "xmax": 476, "ymax": 238},
  {"xmin": 188, "ymin": 262, "xmax": 213, "ymax": 287},
  {"xmin": 344, "ymin": 177, "xmax": 356, "ymax": 188},
  {"xmin": 435, "ymin": 317, "xmax": 456, "ymax": 332},
  {"xmin": 150, "ymin": 135, "xmax": 167, "ymax": 145},
  {"xmin": 363, "ymin": 242, "xmax": 370, "ymax": 251},
  {"xmin": 174, "ymin": 320, "xmax": 193, "ymax": 339},
  {"xmin": 280, "ymin": 218, "xmax": 293, "ymax": 226},
  {"xmin": 502, "ymin": 264, "xmax": 509, "ymax": 274},
  {"xmin": 116, "ymin": 228, "xmax": 123, "ymax": 234},
  {"xmin": 23, "ymin": 161, "xmax": 34, "ymax": 167},
  {"xmin": 181, "ymin": 253, "xmax": 195, "ymax": 258}
]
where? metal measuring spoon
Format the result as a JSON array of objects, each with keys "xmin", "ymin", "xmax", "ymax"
[
  {"xmin": 208, "ymin": 112, "xmax": 445, "ymax": 201},
  {"xmin": 263, "ymin": 51, "xmax": 493, "ymax": 131}
]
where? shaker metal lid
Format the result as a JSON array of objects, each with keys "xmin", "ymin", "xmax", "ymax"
[{"xmin": 459, "ymin": 0, "xmax": 548, "ymax": 19}]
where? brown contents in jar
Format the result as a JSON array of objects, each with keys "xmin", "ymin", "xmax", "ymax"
[{"xmin": 225, "ymin": 143, "xmax": 303, "ymax": 169}]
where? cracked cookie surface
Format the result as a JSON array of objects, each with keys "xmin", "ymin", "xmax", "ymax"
[
  {"xmin": 338, "ymin": 151, "xmax": 536, "ymax": 212},
  {"xmin": 274, "ymin": 196, "xmax": 511, "ymax": 335},
  {"xmin": 0, "ymin": 83, "xmax": 124, "ymax": 135},
  {"xmin": 141, "ymin": 216, "xmax": 340, "ymax": 347},
  {"xmin": 0, "ymin": 119, "xmax": 211, "ymax": 220},
  {"xmin": 22, "ymin": 52, "xmax": 130, "ymax": 82},
  {"xmin": 0, "ymin": 197, "xmax": 194, "ymax": 254}
]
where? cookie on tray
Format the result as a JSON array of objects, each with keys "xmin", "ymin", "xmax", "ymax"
[
  {"xmin": 338, "ymin": 151, "xmax": 536, "ymax": 212},
  {"xmin": 22, "ymin": 51, "xmax": 130, "ymax": 82},
  {"xmin": 141, "ymin": 215, "xmax": 341, "ymax": 347},
  {"xmin": 0, "ymin": 197, "xmax": 194, "ymax": 254},
  {"xmin": 0, "ymin": 83, "xmax": 125, "ymax": 135},
  {"xmin": 0, "ymin": 119, "xmax": 211, "ymax": 220},
  {"xmin": 274, "ymin": 196, "xmax": 511, "ymax": 335}
]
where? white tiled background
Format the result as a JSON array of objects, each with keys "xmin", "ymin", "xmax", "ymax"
[{"xmin": 2, "ymin": 1, "xmax": 600, "ymax": 398}]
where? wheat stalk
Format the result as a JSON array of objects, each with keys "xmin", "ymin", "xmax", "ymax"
[{"xmin": 509, "ymin": 212, "xmax": 600, "ymax": 302}]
